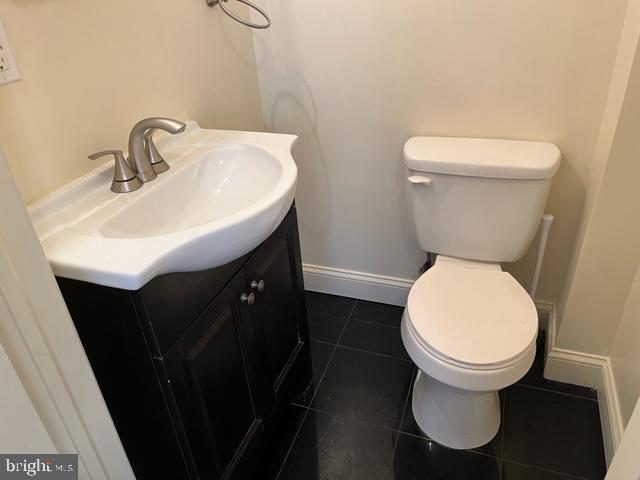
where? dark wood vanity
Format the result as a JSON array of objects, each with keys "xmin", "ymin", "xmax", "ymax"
[{"xmin": 57, "ymin": 206, "xmax": 311, "ymax": 480}]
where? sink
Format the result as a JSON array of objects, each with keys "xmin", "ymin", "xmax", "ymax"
[
  {"xmin": 30, "ymin": 122, "xmax": 298, "ymax": 290},
  {"xmin": 96, "ymin": 144, "xmax": 284, "ymax": 239}
]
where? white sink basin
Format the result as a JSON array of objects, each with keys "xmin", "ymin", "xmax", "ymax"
[{"xmin": 30, "ymin": 122, "xmax": 298, "ymax": 290}]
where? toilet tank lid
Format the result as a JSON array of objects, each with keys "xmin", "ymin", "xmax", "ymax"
[{"xmin": 404, "ymin": 137, "xmax": 561, "ymax": 180}]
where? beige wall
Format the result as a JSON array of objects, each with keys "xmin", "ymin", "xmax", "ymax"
[
  {"xmin": 556, "ymin": 36, "xmax": 640, "ymax": 355},
  {"xmin": 551, "ymin": 22, "xmax": 640, "ymax": 434},
  {"xmin": 611, "ymin": 264, "xmax": 640, "ymax": 427},
  {"xmin": 0, "ymin": 0, "xmax": 264, "ymax": 205},
  {"xmin": 252, "ymin": 0, "xmax": 628, "ymax": 302},
  {"xmin": 557, "ymin": 0, "xmax": 640, "ymax": 333}
]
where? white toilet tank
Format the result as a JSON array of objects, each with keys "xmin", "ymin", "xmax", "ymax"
[{"xmin": 404, "ymin": 137, "xmax": 561, "ymax": 263}]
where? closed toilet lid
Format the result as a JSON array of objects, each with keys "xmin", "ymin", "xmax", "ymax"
[{"xmin": 406, "ymin": 265, "xmax": 538, "ymax": 369}]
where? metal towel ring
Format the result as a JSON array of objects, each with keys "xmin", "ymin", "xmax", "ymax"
[{"xmin": 206, "ymin": 0, "xmax": 271, "ymax": 29}]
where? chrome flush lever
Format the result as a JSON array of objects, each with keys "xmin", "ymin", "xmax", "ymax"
[{"xmin": 408, "ymin": 175, "xmax": 433, "ymax": 186}]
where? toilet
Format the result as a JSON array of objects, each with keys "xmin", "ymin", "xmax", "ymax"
[{"xmin": 401, "ymin": 136, "xmax": 561, "ymax": 450}]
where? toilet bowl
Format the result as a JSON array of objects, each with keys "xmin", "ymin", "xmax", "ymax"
[{"xmin": 400, "ymin": 255, "xmax": 538, "ymax": 449}]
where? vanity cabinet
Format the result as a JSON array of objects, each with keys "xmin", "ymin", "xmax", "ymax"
[{"xmin": 57, "ymin": 206, "xmax": 311, "ymax": 480}]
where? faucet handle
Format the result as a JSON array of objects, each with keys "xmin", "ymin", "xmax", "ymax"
[
  {"xmin": 89, "ymin": 150, "xmax": 143, "ymax": 193},
  {"xmin": 144, "ymin": 129, "xmax": 170, "ymax": 174}
]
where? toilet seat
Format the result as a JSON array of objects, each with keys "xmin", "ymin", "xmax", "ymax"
[{"xmin": 405, "ymin": 259, "xmax": 538, "ymax": 371}]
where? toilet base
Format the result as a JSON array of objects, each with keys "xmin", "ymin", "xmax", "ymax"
[{"xmin": 412, "ymin": 370, "xmax": 500, "ymax": 450}]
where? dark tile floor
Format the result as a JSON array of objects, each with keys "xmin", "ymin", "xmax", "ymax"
[{"xmin": 256, "ymin": 292, "xmax": 606, "ymax": 480}]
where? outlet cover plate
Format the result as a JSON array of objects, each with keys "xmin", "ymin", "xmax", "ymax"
[{"xmin": 0, "ymin": 19, "xmax": 21, "ymax": 86}]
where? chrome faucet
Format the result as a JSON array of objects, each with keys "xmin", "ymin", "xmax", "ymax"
[{"xmin": 128, "ymin": 117, "xmax": 186, "ymax": 182}]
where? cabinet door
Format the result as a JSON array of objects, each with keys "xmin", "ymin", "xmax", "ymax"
[
  {"xmin": 163, "ymin": 270, "xmax": 266, "ymax": 480},
  {"xmin": 245, "ymin": 209, "xmax": 310, "ymax": 401}
]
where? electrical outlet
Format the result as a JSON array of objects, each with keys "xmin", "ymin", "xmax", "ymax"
[
  {"xmin": 0, "ymin": 19, "xmax": 21, "ymax": 86},
  {"xmin": 0, "ymin": 46, "xmax": 10, "ymax": 71}
]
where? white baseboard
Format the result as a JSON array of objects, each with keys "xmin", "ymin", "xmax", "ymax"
[
  {"xmin": 544, "ymin": 311, "xmax": 624, "ymax": 466},
  {"xmin": 303, "ymin": 263, "xmax": 557, "ymax": 313},
  {"xmin": 302, "ymin": 263, "xmax": 414, "ymax": 306}
]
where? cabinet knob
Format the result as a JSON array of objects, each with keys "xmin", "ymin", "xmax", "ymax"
[
  {"xmin": 240, "ymin": 292, "xmax": 256, "ymax": 305},
  {"xmin": 250, "ymin": 280, "xmax": 266, "ymax": 292}
]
